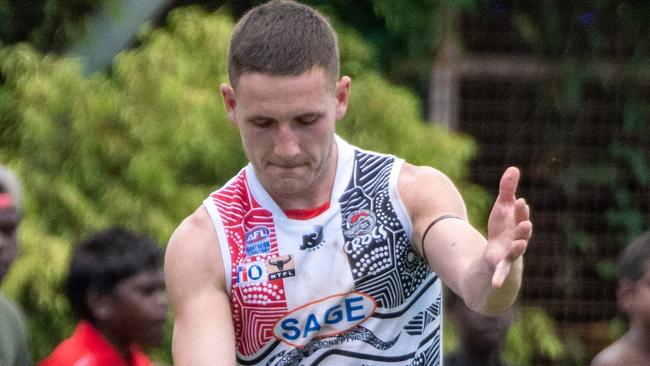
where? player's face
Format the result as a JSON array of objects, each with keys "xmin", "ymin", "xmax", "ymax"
[
  {"xmin": 222, "ymin": 67, "xmax": 350, "ymax": 203},
  {"xmin": 106, "ymin": 269, "xmax": 168, "ymax": 350}
]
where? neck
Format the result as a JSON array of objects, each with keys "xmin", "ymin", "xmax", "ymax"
[
  {"xmin": 626, "ymin": 322, "xmax": 650, "ymax": 355},
  {"xmin": 94, "ymin": 323, "xmax": 133, "ymax": 364}
]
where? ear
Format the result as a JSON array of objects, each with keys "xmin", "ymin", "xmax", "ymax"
[
  {"xmin": 334, "ymin": 76, "xmax": 351, "ymax": 120},
  {"xmin": 617, "ymin": 279, "xmax": 635, "ymax": 313},
  {"xmin": 87, "ymin": 290, "xmax": 115, "ymax": 321},
  {"xmin": 220, "ymin": 83, "xmax": 237, "ymax": 125}
]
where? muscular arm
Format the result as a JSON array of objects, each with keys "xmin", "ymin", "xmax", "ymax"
[
  {"xmin": 399, "ymin": 164, "xmax": 531, "ymax": 316},
  {"xmin": 164, "ymin": 206, "xmax": 236, "ymax": 366}
]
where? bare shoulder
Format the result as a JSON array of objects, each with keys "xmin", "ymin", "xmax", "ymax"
[
  {"xmin": 397, "ymin": 163, "xmax": 467, "ymax": 223},
  {"xmin": 591, "ymin": 339, "xmax": 640, "ymax": 366},
  {"xmin": 165, "ymin": 205, "xmax": 225, "ymax": 292}
]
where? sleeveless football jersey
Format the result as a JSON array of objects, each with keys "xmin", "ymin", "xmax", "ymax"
[{"xmin": 203, "ymin": 136, "xmax": 443, "ymax": 366}]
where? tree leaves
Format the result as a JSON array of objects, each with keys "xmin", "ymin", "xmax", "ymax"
[{"xmin": 0, "ymin": 6, "xmax": 483, "ymax": 362}]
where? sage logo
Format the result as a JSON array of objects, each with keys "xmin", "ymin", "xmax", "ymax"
[
  {"xmin": 300, "ymin": 225, "xmax": 324, "ymax": 252},
  {"xmin": 273, "ymin": 292, "xmax": 376, "ymax": 347},
  {"xmin": 245, "ymin": 226, "xmax": 271, "ymax": 256}
]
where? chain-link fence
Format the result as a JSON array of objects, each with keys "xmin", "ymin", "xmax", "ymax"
[{"xmin": 431, "ymin": 2, "xmax": 649, "ymax": 363}]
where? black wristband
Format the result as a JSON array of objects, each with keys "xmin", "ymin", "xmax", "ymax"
[{"xmin": 421, "ymin": 214, "xmax": 463, "ymax": 263}]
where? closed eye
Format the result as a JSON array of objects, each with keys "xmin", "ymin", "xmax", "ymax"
[
  {"xmin": 249, "ymin": 117, "xmax": 274, "ymax": 128},
  {"xmin": 296, "ymin": 113, "xmax": 322, "ymax": 125}
]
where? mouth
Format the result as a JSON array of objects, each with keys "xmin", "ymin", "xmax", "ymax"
[{"xmin": 268, "ymin": 162, "xmax": 307, "ymax": 174}]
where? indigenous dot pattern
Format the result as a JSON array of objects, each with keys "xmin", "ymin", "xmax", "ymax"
[
  {"xmin": 211, "ymin": 171, "xmax": 289, "ymax": 356},
  {"xmin": 210, "ymin": 144, "xmax": 443, "ymax": 366},
  {"xmin": 340, "ymin": 151, "xmax": 431, "ymax": 309}
]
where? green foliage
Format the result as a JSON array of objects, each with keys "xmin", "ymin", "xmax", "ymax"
[
  {"xmin": 510, "ymin": 3, "xmax": 649, "ymax": 361},
  {"xmin": 510, "ymin": 1, "xmax": 650, "ymax": 60},
  {"xmin": 0, "ymin": 5, "xmax": 486, "ymax": 363},
  {"xmin": 444, "ymin": 306, "xmax": 565, "ymax": 365},
  {"xmin": 503, "ymin": 307, "xmax": 565, "ymax": 365},
  {"xmin": 303, "ymin": 0, "xmax": 465, "ymax": 115},
  {"xmin": 510, "ymin": 1, "xmax": 650, "ymax": 257},
  {"xmin": 338, "ymin": 72, "xmax": 489, "ymax": 227},
  {"xmin": 0, "ymin": 0, "xmax": 113, "ymax": 51}
]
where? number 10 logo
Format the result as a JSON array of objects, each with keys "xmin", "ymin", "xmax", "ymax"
[{"xmin": 236, "ymin": 260, "xmax": 267, "ymax": 285}]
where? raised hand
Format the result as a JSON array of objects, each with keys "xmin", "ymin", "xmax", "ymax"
[{"xmin": 485, "ymin": 167, "xmax": 532, "ymax": 288}]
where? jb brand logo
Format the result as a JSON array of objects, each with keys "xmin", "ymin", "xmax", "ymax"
[
  {"xmin": 301, "ymin": 225, "xmax": 324, "ymax": 252},
  {"xmin": 273, "ymin": 292, "xmax": 376, "ymax": 347}
]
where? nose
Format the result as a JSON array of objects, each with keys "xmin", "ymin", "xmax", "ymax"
[{"xmin": 272, "ymin": 123, "xmax": 301, "ymax": 160}]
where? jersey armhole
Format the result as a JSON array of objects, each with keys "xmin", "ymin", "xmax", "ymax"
[
  {"xmin": 390, "ymin": 158, "xmax": 414, "ymax": 248},
  {"xmin": 202, "ymin": 196, "xmax": 233, "ymax": 294}
]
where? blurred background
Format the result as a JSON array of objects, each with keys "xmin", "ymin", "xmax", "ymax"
[{"xmin": 0, "ymin": 1, "xmax": 648, "ymax": 365}]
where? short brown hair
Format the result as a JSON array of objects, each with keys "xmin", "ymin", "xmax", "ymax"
[{"xmin": 228, "ymin": 0, "xmax": 340, "ymax": 87}]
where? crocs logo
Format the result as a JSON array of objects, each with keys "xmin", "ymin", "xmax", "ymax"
[{"xmin": 344, "ymin": 210, "xmax": 376, "ymax": 237}]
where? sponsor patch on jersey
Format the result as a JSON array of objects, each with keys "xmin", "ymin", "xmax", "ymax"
[
  {"xmin": 273, "ymin": 292, "xmax": 376, "ymax": 347},
  {"xmin": 300, "ymin": 225, "xmax": 324, "ymax": 252},
  {"xmin": 244, "ymin": 226, "xmax": 271, "ymax": 256},
  {"xmin": 266, "ymin": 255, "xmax": 295, "ymax": 280},
  {"xmin": 344, "ymin": 210, "xmax": 377, "ymax": 237},
  {"xmin": 236, "ymin": 260, "xmax": 268, "ymax": 286},
  {"xmin": 342, "ymin": 209, "xmax": 388, "ymax": 254}
]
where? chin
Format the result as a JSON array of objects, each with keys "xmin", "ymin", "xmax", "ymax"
[
  {"xmin": 264, "ymin": 175, "xmax": 311, "ymax": 194},
  {"xmin": 271, "ymin": 182, "xmax": 305, "ymax": 195}
]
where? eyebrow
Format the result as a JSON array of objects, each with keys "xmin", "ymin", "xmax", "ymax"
[
  {"xmin": 246, "ymin": 111, "xmax": 325, "ymax": 122},
  {"xmin": 247, "ymin": 115, "xmax": 274, "ymax": 122},
  {"xmin": 294, "ymin": 112, "xmax": 324, "ymax": 120}
]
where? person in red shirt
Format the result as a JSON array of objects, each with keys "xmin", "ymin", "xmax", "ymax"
[{"xmin": 39, "ymin": 228, "xmax": 168, "ymax": 366}]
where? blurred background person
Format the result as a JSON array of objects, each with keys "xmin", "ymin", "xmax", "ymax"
[
  {"xmin": 0, "ymin": 165, "xmax": 32, "ymax": 366},
  {"xmin": 591, "ymin": 230, "xmax": 650, "ymax": 366},
  {"xmin": 445, "ymin": 290, "xmax": 515, "ymax": 366},
  {"xmin": 39, "ymin": 227, "xmax": 168, "ymax": 366}
]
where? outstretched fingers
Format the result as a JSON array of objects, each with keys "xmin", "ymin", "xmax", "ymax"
[
  {"xmin": 514, "ymin": 215, "xmax": 533, "ymax": 241},
  {"xmin": 490, "ymin": 166, "xmax": 531, "ymax": 288},
  {"xmin": 491, "ymin": 238, "xmax": 528, "ymax": 288},
  {"xmin": 514, "ymin": 198, "xmax": 528, "ymax": 221},
  {"xmin": 496, "ymin": 167, "xmax": 520, "ymax": 205}
]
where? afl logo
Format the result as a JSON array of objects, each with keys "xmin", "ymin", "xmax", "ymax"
[
  {"xmin": 273, "ymin": 292, "xmax": 376, "ymax": 347},
  {"xmin": 246, "ymin": 226, "xmax": 270, "ymax": 243},
  {"xmin": 245, "ymin": 226, "xmax": 271, "ymax": 256},
  {"xmin": 344, "ymin": 210, "xmax": 377, "ymax": 237}
]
